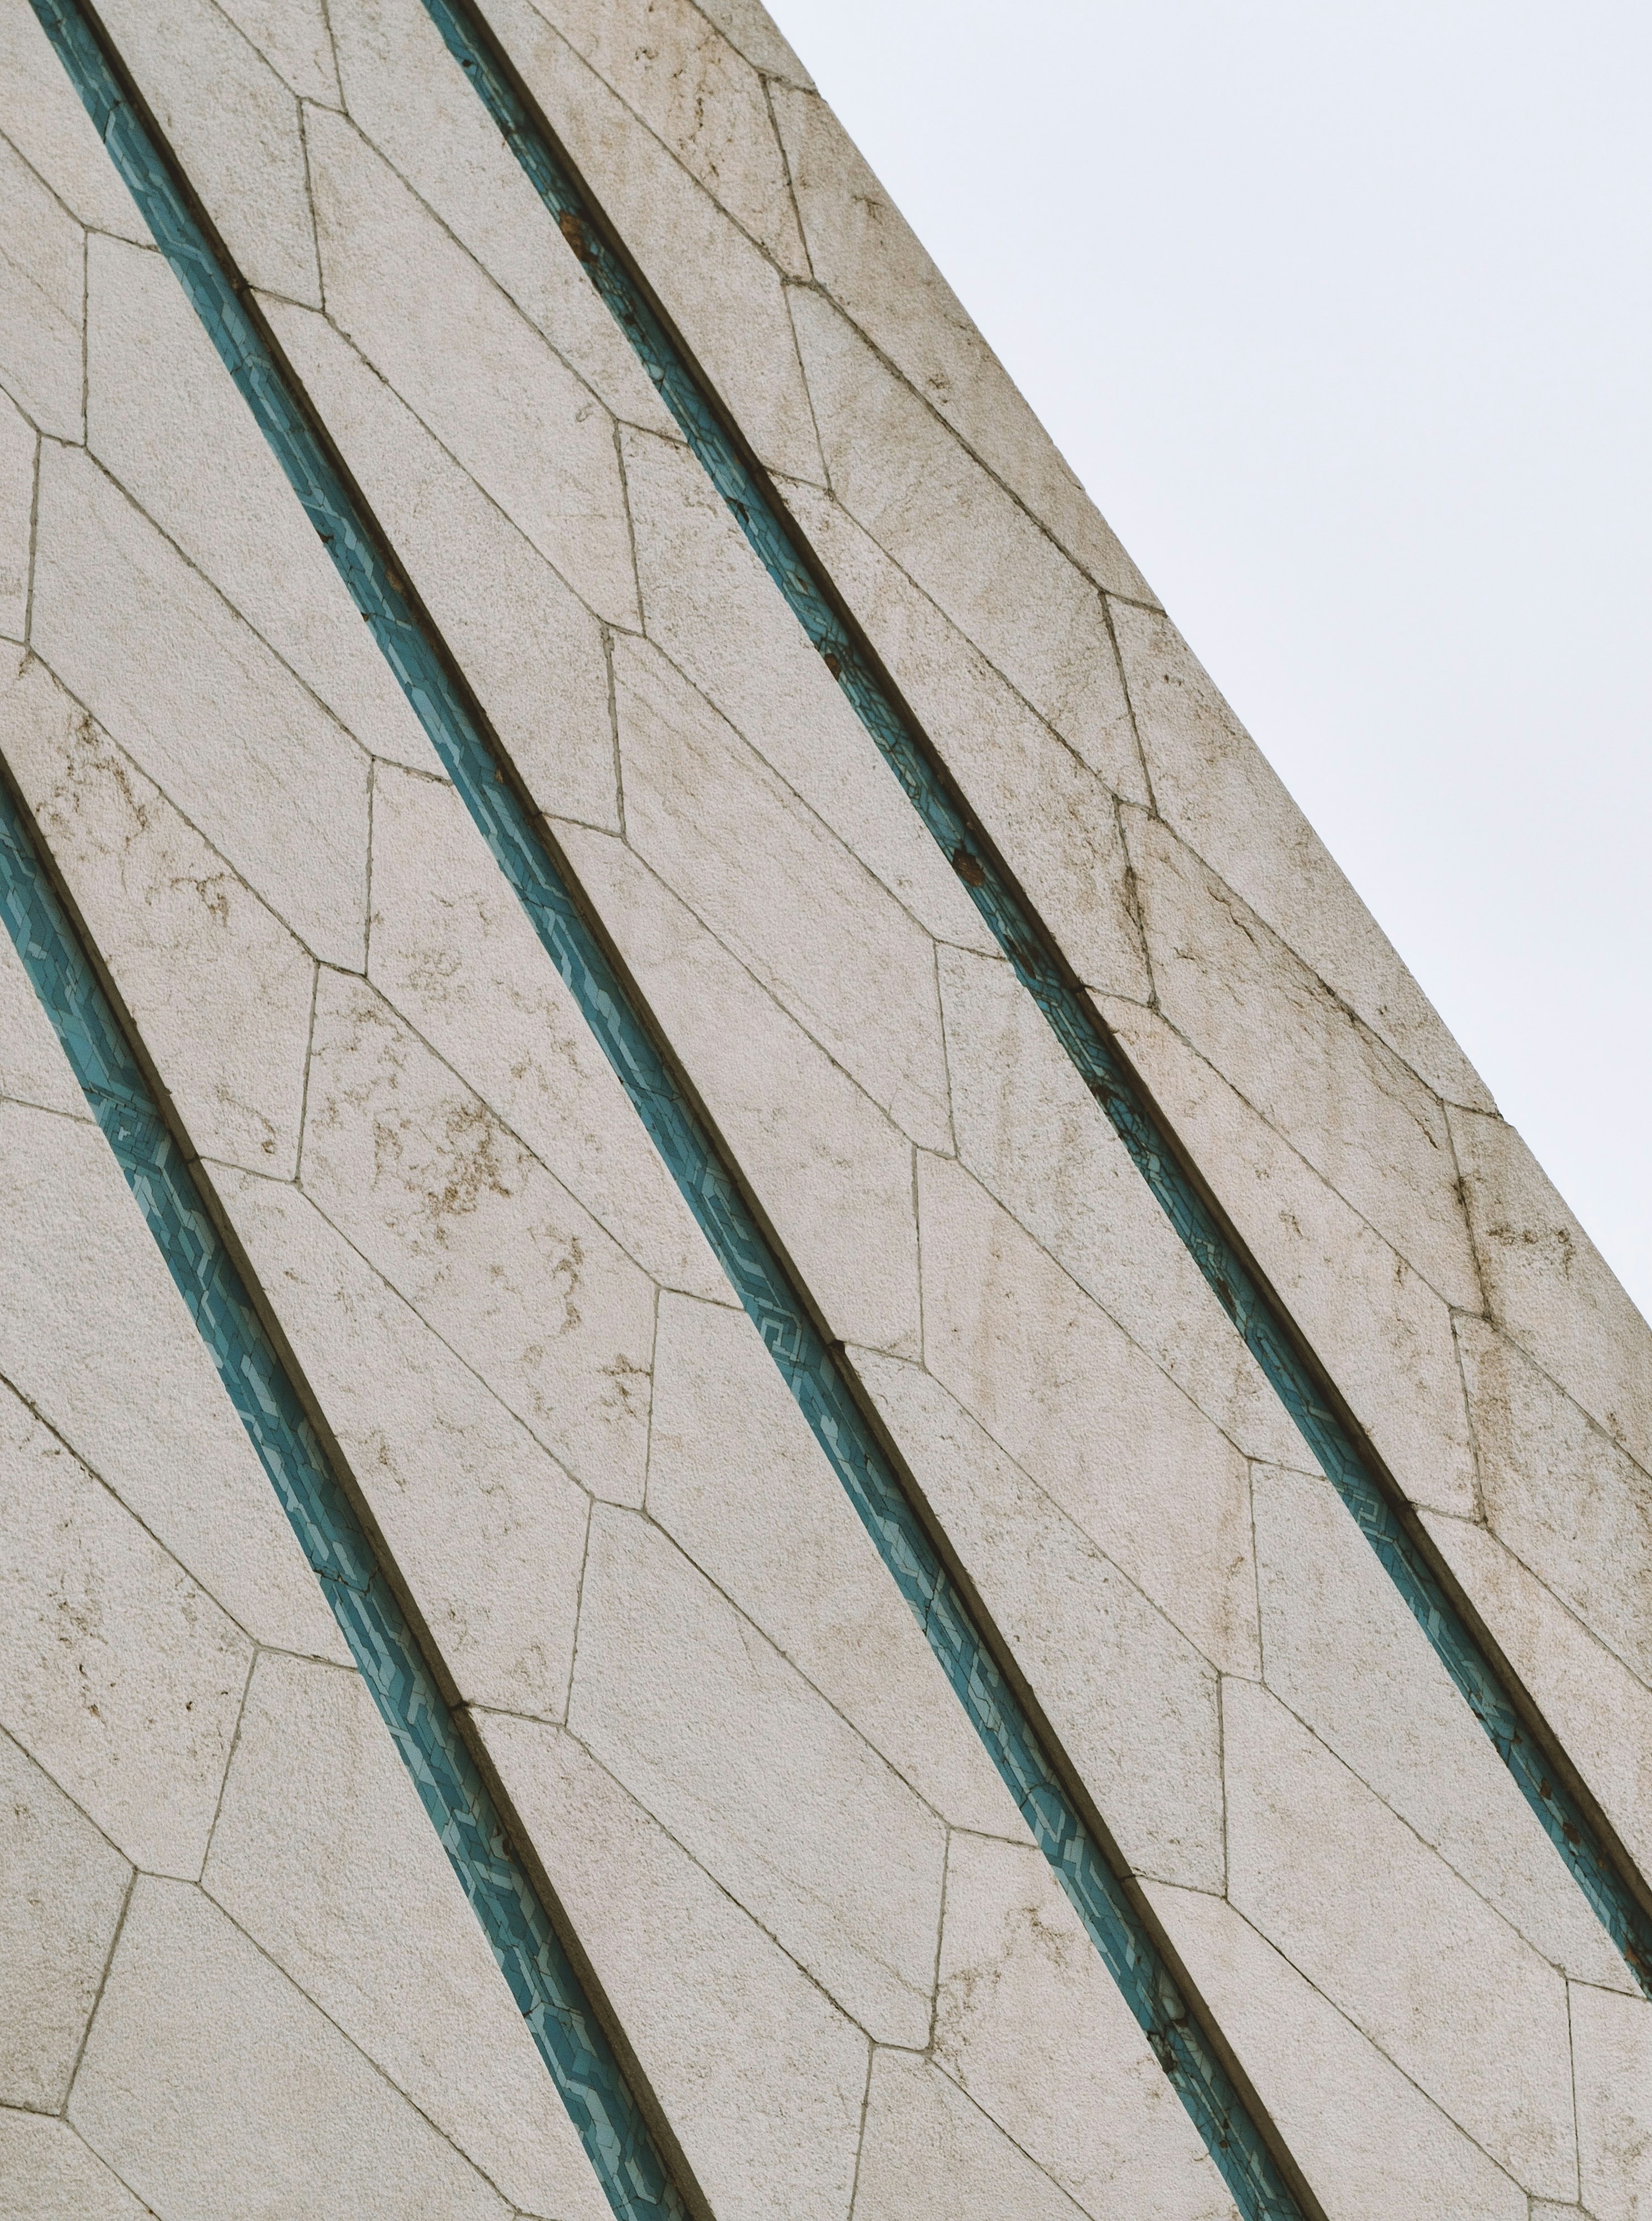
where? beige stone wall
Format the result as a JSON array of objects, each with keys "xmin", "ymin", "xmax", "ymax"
[{"xmin": 2, "ymin": 1, "xmax": 1649, "ymax": 2215}]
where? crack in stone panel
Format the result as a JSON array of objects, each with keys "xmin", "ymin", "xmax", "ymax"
[
  {"xmin": 26, "ymin": 2, "xmax": 1305, "ymax": 2213},
  {"xmin": 0, "ymin": 670, "xmax": 686, "ymax": 2217},
  {"xmin": 411, "ymin": 0, "xmax": 1652, "ymax": 2000}
]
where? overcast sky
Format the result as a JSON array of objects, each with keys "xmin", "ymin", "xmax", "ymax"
[{"xmin": 765, "ymin": 0, "xmax": 1652, "ymax": 1319}]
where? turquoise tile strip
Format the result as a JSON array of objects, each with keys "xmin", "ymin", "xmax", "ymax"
[
  {"xmin": 0, "ymin": 771, "xmax": 687, "ymax": 2220},
  {"xmin": 28, "ymin": 3, "xmax": 1309, "ymax": 2214},
  {"xmin": 415, "ymin": 0, "xmax": 1652, "ymax": 1993}
]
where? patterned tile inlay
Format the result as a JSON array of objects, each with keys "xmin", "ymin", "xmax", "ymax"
[
  {"xmin": 414, "ymin": 0, "xmax": 1652, "ymax": 1998},
  {"xmin": 27, "ymin": 2, "xmax": 1309, "ymax": 2213}
]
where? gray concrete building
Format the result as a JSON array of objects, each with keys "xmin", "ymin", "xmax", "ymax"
[{"xmin": 2, "ymin": 2, "xmax": 1650, "ymax": 2215}]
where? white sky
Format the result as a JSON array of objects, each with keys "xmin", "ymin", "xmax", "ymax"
[{"xmin": 766, "ymin": 0, "xmax": 1652, "ymax": 1319}]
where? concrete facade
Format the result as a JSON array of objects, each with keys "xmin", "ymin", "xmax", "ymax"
[{"xmin": 2, "ymin": 2, "xmax": 1650, "ymax": 2216}]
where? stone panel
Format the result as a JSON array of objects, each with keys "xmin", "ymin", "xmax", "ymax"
[
  {"xmin": 0, "ymin": 1361, "xmax": 250, "ymax": 1879},
  {"xmin": 0, "ymin": 1087, "xmax": 345, "ymax": 1665},
  {"xmin": 477, "ymin": 1713, "xmax": 869, "ymax": 2221},
  {"xmin": 0, "ymin": 132, "xmax": 84, "ymax": 440},
  {"xmin": 70, "ymin": 1878, "xmax": 512, "ymax": 2220},
  {"xmin": 202, "ymin": 1652, "xmax": 612, "ymax": 2220},
  {"xmin": 95, "ymin": 0, "xmax": 321, "ymax": 304},
  {"xmin": 304, "ymin": 101, "xmax": 641, "ymax": 628},
  {"xmin": 1149, "ymin": 1882, "xmax": 1528, "ymax": 2220},
  {"xmin": 770, "ymin": 77, "xmax": 1148, "ymax": 600},
  {"xmin": 482, "ymin": 0, "xmax": 827, "ymax": 481},
  {"xmin": 327, "ymin": 0, "xmax": 678, "ymax": 432},
  {"xmin": 0, "ymin": 2114, "xmax": 152, "ymax": 2221},
  {"xmin": 567, "ymin": 1502, "xmax": 946, "ymax": 2044},
  {"xmin": 935, "ymin": 1832, "xmax": 1240, "ymax": 2220},
  {"xmin": 31, "ymin": 443, "xmax": 370, "ymax": 970},
  {"xmin": 0, "ymin": 1732, "xmax": 130, "ymax": 2113},
  {"xmin": 0, "ymin": 388, "xmax": 31, "ymax": 640}
]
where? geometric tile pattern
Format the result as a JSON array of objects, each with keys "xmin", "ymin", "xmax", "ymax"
[
  {"xmin": 27, "ymin": 2, "xmax": 1307, "ymax": 2213},
  {"xmin": 0, "ymin": 737, "xmax": 687, "ymax": 2215},
  {"xmin": 420, "ymin": 0, "xmax": 1652, "ymax": 1999}
]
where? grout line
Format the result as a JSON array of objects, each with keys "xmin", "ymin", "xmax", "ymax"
[{"xmin": 61, "ymin": 1863, "xmax": 136, "ymax": 2111}]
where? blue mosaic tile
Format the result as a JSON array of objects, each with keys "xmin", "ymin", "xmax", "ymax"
[{"xmin": 405, "ymin": 0, "xmax": 1652, "ymax": 2010}]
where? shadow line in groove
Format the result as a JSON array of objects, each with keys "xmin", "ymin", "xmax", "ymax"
[{"xmin": 32, "ymin": 0, "xmax": 1317, "ymax": 2212}]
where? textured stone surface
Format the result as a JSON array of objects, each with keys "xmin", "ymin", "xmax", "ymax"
[
  {"xmin": 0, "ymin": 1363, "xmax": 250, "ymax": 1878},
  {"xmin": 935, "ymin": 941, "xmax": 1301, "ymax": 1470},
  {"xmin": 619, "ymin": 428, "xmax": 994, "ymax": 956},
  {"xmin": 363, "ymin": 761, "xmax": 719, "ymax": 1295},
  {"xmin": 0, "ymin": 132, "xmax": 85, "ymax": 441},
  {"xmin": 1106, "ymin": 992, "xmax": 1480, "ymax": 1517},
  {"xmin": 0, "ymin": 390, "xmax": 31, "ymax": 641},
  {"xmin": 1252, "ymin": 1461, "xmax": 1632, "ymax": 1991},
  {"xmin": 934, "ymin": 1832, "xmax": 1240, "ymax": 2219},
  {"xmin": 0, "ymin": 2113, "xmax": 152, "ymax": 2221},
  {"xmin": 1572, "ymin": 1982, "xmax": 1652, "ymax": 2221},
  {"xmin": 1110, "ymin": 600, "xmax": 1488, "ymax": 1108},
  {"xmin": 11, "ymin": 660, "xmax": 317, "ymax": 1182},
  {"xmin": 0, "ymin": 1056, "xmax": 347, "ymax": 1667},
  {"xmin": 95, "ymin": 0, "xmax": 321, "ymax": 304},
  {"xmin": 86, "ymin": 232, "xmax": 435, "ymax": 777},
  {"xmin": 0, "ymin": 0, "xmax": 148, "ymax": 240},
  {"xmin": 612, "ymin": 630, "xmax": 954, "ymax": 1148},
  {"xmin": 1422, "ymin": 1509, "xmax": 1652, "ymax": 1879},
  {"xmin": 0, "ymin": 1732, "xmax": 130, "ymax": 2112},
  {"xmin": 216, "ymin": 0, "xmax": 339, "ymax": 101},
  {"xmin": 532, "ymin": 0, "xmax": 807, "ymax": 271},
  {"xmin": 8, "ymin": 0, "xmax": 1652, "ymax": 2205},
  {"xmin": 217, "ymin": 1170, "xmax": 591, "ymax": 1719},
  {"xmin": 1150, "ymin": 1882, "xmax": 1528, "ymax": 2220},
  {"xmin": 1223, "ymin": 1678, "xmax": 1577, "ymax": 2197},
  {"xmin": 71, "ymin": 1878, "xmax": 513, "ymax": 2220},
  {"xmin": 202, "ymin": 1652, "xmax": 613, "ymax": 2220},
  {"xmin": 478, "ymin": 1712, "xmax": 869, "ymax": 2221},
  {"xmin": 770, "ymin": 78, "xmax": 1142, "ymax": 599},
  {"xmin": 915, "ymin": 1150, "xmax": 1262, "ymax": 1689},
  {"xmin": 568, "ymin": 1501, "xmax": 946, "ymax": 2043},
  {"xmin": 264, "ymin": 300, "xmax": 621, "ymax": 825},
  {"xmin": 326, "ymin": 0, "xmax": 677, "ymax": 431},
  {"xmin": 790, "ymin": 285, "xmax": 1143, "ymax": 795},
  {"xmin": 483, "ymin": 0, "xmax": 825, "ymax": 481},
  {"xmin": 854, "ymin": 1346, "xmax": 1228, "ymax": 1892},
  {"xmin": 31, "ymin": 443, "xmax": 370, "ymax": 970},
  {"xmin": 299, "ymin": 967, "xmax": 657, "ymax": 1503},
  {"xmin": 556, "ymin": 813, "xmax": 925, "ymax": 1356},
  {"xmin": 644, "ymin": 1291, "xmax": 1014, "ymax": 1836},
  {"xmin": 783, "ymin": 481, "xmax": 1153, "ymax": 991},
  {"xmin": 1454, "ymin": 1104, "xmax": 1652, "ymax": 1480},
  {"xmin": 305, "ymin": 101, "xmax": 641, "ymax": 627},
  {"xmin": 0, "ymin": 871, "xmax": 89, "ymax": 1119},
  {"xmin": 852, "ymin": 2048, "xmax": 1095, "ymax": 2221}
]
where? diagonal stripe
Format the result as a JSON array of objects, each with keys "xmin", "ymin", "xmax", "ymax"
[
  {"xmin": 26, "ymin": 1, "xmax": 1312, "ymax": 2213},
  {"xmin": 414, "ymin": 0, "xmax": 1652, "ymax": 1998},
  {"xmin": 0, "ymin": 765, "xmax": 689, "ymax": 2219}
]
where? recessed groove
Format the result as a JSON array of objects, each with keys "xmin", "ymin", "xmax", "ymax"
[
  {"xmin": 0, "ymin": 761, "xmax": 692, "ymax": 2219},
  {"xmin": 29, "ymin": 2, "xmax": 1315, "ymax": 2213},
  {"xmin": 412, "ymin": 0, "xmax": 1652, "ymax": 1994}
]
